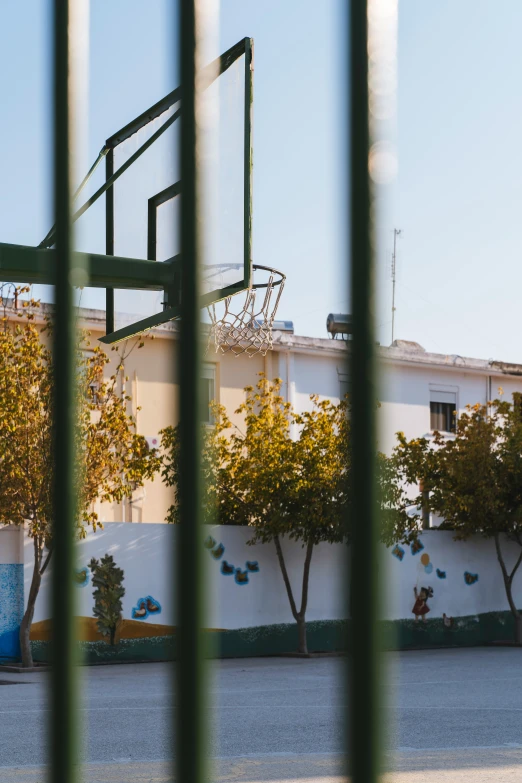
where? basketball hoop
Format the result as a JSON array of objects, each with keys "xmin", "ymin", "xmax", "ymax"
[{"xmin": 207, "ymin": 264, "xmax": 285, "ymax": 357}]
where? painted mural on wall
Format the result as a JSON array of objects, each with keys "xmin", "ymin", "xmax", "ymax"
[
  {"xmin": 420, "ymin": 553, "xmax": 433, "ymax": 574},
  {"xmin": 205, "ymin": 537, "xmax": 260, "ymax": 587},
  {"xmin": 24, "ymin": 524, "xmax": 519, "ymax": 664},
  {"xmin": 89, "ymin": 555, "xmax": 125, "ymax": 646},
  {"xmin": 412, "ymin": 585, "xmax": 433, "ymax": 621},
  {"xmin": 392, "ymin": 544, "xmax": 405, "ymax": 561},
  {"xmin": 132, "ymin": 596, "xmax": 162, "ymax": 620},
  {"xmin": 0, "ymin": 564, "xmax": 23, "ymax": 659},
  {"xmin": 74, "ymin": 567, "xmax": 89, "ymax": 587},
  {"xmin": 390, "ymin": 535, "xmax": 466, "ymax": 631}
]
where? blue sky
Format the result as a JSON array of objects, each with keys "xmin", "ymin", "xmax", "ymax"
[
  {"xmin": 1, "ymin": 2, "xmax": 522, "ymax": 361},
  {"xmin": 389, "ymin": 1, "xmax": 522, "ymax": 362}
]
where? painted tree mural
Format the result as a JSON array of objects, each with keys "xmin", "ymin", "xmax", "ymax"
[{"xmin": 89, "ymin": 555, "xmax": 125, "ymax": 645}]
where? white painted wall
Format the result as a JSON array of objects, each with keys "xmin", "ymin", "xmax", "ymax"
[
  {"xmin": 0, "ymin": 526, "xmax": 23, "ymax": 565},
  {"xmin": 25, "ymin": 524, "xmax": 522, "ymax": 629},
  {"xmin": 280, "ymin": 345, "xmax": 522, "ymax": 464},
  {"xmin": 379, "ymin": 363, "xmax": 491, "ymax": 456},
  {"xmin": 26, "ymin": 524, "xmax": 346, "ymax": 629},
  {"xmin": 384, "ymin": 531, "xmax": 521, "ymax": 621}
]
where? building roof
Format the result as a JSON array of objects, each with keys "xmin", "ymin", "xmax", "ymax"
[{"xmin": 20, "ymin": 302, "xmax": 522, "ymax": 379}]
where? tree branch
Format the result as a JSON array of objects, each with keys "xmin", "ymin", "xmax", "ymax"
[
  {"xmin": 274, "ymin": 534, "xmax": 299, "ymax": 621},
  {"xmin": 299, "ymin": 539, "xmax": 314, "ymax": 618},
  {"xmin": 494, "ymin": 533, "xmax": 520, "ymax": 617},
  {"xmin": 509, "ymin": 545, "xmax": 522, "ymax": 585},
  {"xmin": 494, "ymin": 533, "xmax": 509, "ymax": 581},
  {"xmin": 39, "ymin": 546, "xmax": 53, "ymax": 576}
]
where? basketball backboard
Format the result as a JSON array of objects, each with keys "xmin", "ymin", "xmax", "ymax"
[
  {"xmin": 0, "ymin": 38, "xmax": 255, "ymax": 346},
  {"xmin": 35, "ymin": 37, "xmax": 253, "ymax": 344}
]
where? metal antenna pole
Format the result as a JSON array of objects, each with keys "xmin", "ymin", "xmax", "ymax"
[{"xmin": 391, "ymin": 228, "xmax": 401, "ymax": 344}]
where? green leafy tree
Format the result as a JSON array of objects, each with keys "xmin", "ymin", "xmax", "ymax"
[
  {"xmin": 161, "ymin": 375, "xmax": 410, "ymax": 654},
  {"xmin": 394, "ymin": 394, "xmax": 522, "ymax": 644},
  {"xmin": 0, "ymin": 294, "xmax": 160, "ymax": 667},
  {"xmin": 160, "ymin": 404, "xmax": 239, "ymax": 526},
  {"xmin": 89, "ymin": 555, "xmax": 125, "ymax": 645}
]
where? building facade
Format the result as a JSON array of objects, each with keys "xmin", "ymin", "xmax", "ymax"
[{"xmin": 13, "ymin": 305, "xmax": 522, "ymax": 523}]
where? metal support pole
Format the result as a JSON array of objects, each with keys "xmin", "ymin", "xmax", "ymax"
[
  {"xmin": 51, "ymin": 0, "xmax": 82, "ymax": 780},
  {"xmin": 349, "ymin": 1, "xmax": 381, "ymax": 782},
  {"xmin": 391, "ymin": 227, "xmax": 401, "ymax": 345},
  {"xmin": 106, "ymin": 148, "xmax": 115, "ymax": 335},
  {"xmin": 176, "ymin": 1, "xmax": 207, "ymax": 783}
]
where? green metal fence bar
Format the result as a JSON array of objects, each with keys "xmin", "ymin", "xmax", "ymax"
[
  {"xmin": 176, "ymin": 1, "xmax": 207, "ymax": 783},
  {"xmin": 243, "ymin": 37, "xmax": 253, "ymax": 290},
  {"xmin": 349, "ymin": 1, "xmax": 381, "ymax": 782},
  {"xmin": 50, "ymin": 0, "xmax": 81, "ymax": 781}
]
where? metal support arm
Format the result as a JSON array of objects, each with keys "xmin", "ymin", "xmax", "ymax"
[{"xmin": 0, "ymin": 242, "xmax": 175, "ymax": 291}]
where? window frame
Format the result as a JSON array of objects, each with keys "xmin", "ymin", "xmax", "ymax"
[
  {"xmin": 429, "ymin": 384, "xmax": 458, "ymax": 435},
  {"xmin": 337, "ymin": 368, "xmax": 351, "ymax": 401},
  {"xmin": 201, "ymin": 363, "xmax": 217, "ymax": 426}
]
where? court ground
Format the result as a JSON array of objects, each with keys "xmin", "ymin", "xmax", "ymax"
[{"xmin": 1, "ymin": 647, "xmax": 521, "ymax": 781}]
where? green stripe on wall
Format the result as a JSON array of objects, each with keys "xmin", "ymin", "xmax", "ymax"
[{"xmin": 30, "ymin": 611, "xmax": 517, "ymax": 664}]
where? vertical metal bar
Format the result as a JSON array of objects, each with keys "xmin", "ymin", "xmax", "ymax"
[
  {"xmin": 105, "ymin": 148, "xmax": 115, "ymax": 334},
  {"xmin": 244, "ymin": 37, "xmax": 253, "ymax": 286},
  {"xmin": 349, "ymin": 2, "xmax": 381, "ymax": 783},
  {"xmin": 51, "ymin": 0, "xmax": 80, "ymax": 781},
  {"xmin": 147, "ymin": 198, "xmax": 157, "ymax": 261},
  {"xmin": 176, "ymin": 1, "xmax": 207, "ymax": 783}
]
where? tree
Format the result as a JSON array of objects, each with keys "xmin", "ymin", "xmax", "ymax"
[
  {"xmin": 393, "ymin": 395, "xmax": 522, "ymax": 644},
  {"xmin": 160, "ymin": 404, "xmax": 239, "ymax": 526},
  {"xmin": 89, "ymin": 555, "xmax": 125, "ymax": 645},
  {"xmin": 0, "ymin": 296, "xmax": 160, "ymax": 667},
  {"xmin": 161, "ymin": 375, "xmax": 410, "ymax": 654}
]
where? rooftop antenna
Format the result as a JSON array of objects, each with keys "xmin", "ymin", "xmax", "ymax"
[{"xmin": 391, "ymin": 228, "xmax": 401, "ymax": 344}]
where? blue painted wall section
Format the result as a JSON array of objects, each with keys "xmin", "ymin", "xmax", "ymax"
[{"xmin": 0, "ymin": 564, "xmax": 23, "ymax": 660}]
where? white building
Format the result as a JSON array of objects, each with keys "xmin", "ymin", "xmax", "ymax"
[
  {"xmin": 8, "ymin": 303, "xmax": 522, "ymax": 523},
  {"xmin": 270, "ymin": 330, "xmax": 522, "ymax": 448}
]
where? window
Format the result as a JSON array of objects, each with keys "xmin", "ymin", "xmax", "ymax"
[
  {"xmin": 200, "ymin": 364, "xmax": 216, "ymax": 425},
  {"xmin": 430, "ymin": 388, "xmax": 457, "ymax": 433},
  {"xmin": 338, "ymin": 370, "xmax": 351, "ymax": 400}
]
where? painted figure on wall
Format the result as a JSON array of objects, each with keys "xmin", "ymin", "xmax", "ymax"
[
  {"xmin": 442, "ymin": 613, "xmax": 454, "ymax": 628},
  {"xmin": 412, "ymin": 585, "xmax": 433, "ymax": 622},
  {"xmin": 391, "ymin": 544, "xmax": 405, "ymax": 561},
  {"xmin": 132, "ymin": 595, "xmax": 162, "ymax": 620},
  {"xmin": 74, "ymin": 567, "xmax": 89, "ymax": 587}
]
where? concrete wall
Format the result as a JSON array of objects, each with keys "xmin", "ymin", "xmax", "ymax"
[
  {"xmin": 385, "ymin": 531, "xmax": 518, "ymax": 621},
  {"xmin": 27, "ymin": 523, "xmax": 346, "ymax": 630},
  {"xmin": 21, "ymin": 524, "xmax": 522, "ymax": 661}
]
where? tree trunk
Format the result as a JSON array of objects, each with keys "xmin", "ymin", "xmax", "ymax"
[
  {"xmin": 297, "ymin": 615, "xmax": 308, "ymax": 655},
  {"xmin": 494, "ymin": 533, "xmax": 522, "ymax": 645},
  {"xmin": 273, "ymin": 536, "xmax": 314, "ymax": 655},
  {"xmin": 515, "ymin": 614, "xmax": 522, "ymax": 646},
  {"xmin": 19, "ymin": 538, "xmax": 42, "ymax": 668}
]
